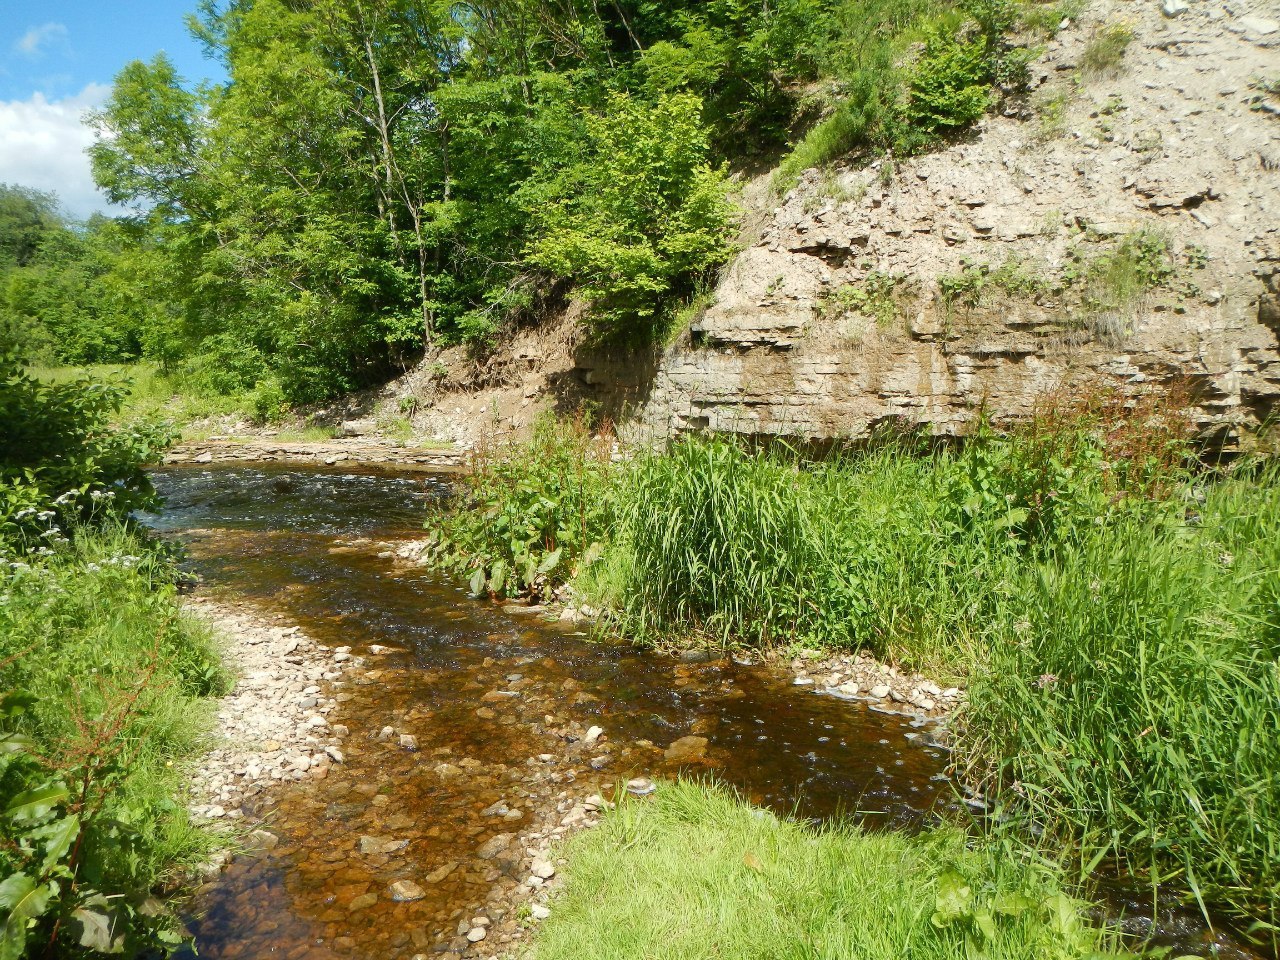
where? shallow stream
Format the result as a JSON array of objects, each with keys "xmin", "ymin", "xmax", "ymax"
[
  {"xmin": 147, "ymin": 465, "xmax": 955, "ymax": 958},
  {"xmin": 146, "ymin": 464, "xmax": 1266, "ymax": 960}
]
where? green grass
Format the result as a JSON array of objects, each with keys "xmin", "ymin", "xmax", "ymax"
[
  {"xmin": 0, "ymin": 524, "xmax": 228, "ymax": 889},
  {"xmin": 427, "ymin": 396, "xmax": 1280, "ymax": 931},
  {"xmin": 536, "ymin": 781, "xmax": 1125, "ymax": 960},
  {"xmin": 26, "ymin": 362, "xmax": 258, "ymax": 433},
  {"xmin": 1079, "ymin": 23, "xmax": 1134, "ymax": 79},
  {"xmin": 963, "ymin": 469, "xmax": 1280, "ymax": 928}
]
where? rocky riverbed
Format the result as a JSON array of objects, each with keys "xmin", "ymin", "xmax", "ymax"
[{"xmin": 152, "ymin": 464, "xmax": 957, "ymax": 960}]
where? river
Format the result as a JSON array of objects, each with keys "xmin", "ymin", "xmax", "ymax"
[{"xmin": 145, "ymin": 463, "xmax": 956, "ymax": 958}]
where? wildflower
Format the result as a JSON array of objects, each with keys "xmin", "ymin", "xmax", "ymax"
[
  {"xmin": 1036, "ymin": 673, "xmax": 1058, "ymax": 689},
  {"xmin": 1219, "ymin": 551, "xmax": 1234, "ymax": 567}
]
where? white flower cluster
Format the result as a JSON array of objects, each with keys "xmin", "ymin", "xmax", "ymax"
[{"xmin": 84, "ymin": 555, "xmax": 142, "ymax": 574}]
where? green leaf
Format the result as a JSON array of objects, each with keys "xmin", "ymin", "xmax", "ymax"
[
  {"xmin": 5, "ymin": 784, "xmax": 69, "ymax": 822},
  {"xmin": 0, "ymin": 873, "xmax": 53, "ymax": 960},
  {"xmin": 489, "ymin": 559, "xmax": 507, "ymax": 595},
  {"xmin": 931, "ymin": 869, "xmax": 973, "ymax": 927},
  {"xmin": 72, "ymin": 899, "xmax": 126, "ymax": 954},
  {"xmin": 468, "ymin": 567, "xmax": 486, "ymax": 598},
  {"xmin": 974, "ymin": 909, "xmax": 998, "ymax": 941},
  {"xmin": 34, "ymin": 815, "xmax": 79, "ymax": 872},
  {"xmin": 0, "ymin": 734, "xmax": 34, "ymax": 756},
  {"xmin": 536, "ymin": 547, "xmax": 563, "ymax": 577},
  {"xmin": 991, "ymin": 890, "xmax": 1036, "ymax": 917}
]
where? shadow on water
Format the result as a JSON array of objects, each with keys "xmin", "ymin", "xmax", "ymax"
[{"xmin": 145, "ymin": 465, "xmax": 1268, "ymax": 960}]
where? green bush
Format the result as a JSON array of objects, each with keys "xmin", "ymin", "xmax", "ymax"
[
  {"xmin": 0, "ymin": 525, "xmax": 228, "ymax": 958},
  {"xmin": 903, "ymin": 29, "xmax": 995, "ymax": 136},
  {"xmin": 525, "ymin": 93, "xmax": 735, "ymax": 340},
  {"xmin": 422, "ymin": 417, "xmax": 617, "ymax": 602},
  {"xmin": 1, "ymin": 354, "xmax": 171, "ymax": 551}
]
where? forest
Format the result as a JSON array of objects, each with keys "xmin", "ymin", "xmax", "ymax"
[{"xmin": 5, "ymin": 0, "xmax": 1024, "ymax": 411}]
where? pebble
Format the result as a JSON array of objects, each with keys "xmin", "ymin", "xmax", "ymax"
[
  {"xmin": 530, "ymin": 858, "xmax": 556, "ymax": 880},
  {"xmin": 466, "ymin": 927, "xmax": 487, "ymax": 943},
  {"xmin": 389, "ymin": 879, "xmax": 426, "ymax": 902}
]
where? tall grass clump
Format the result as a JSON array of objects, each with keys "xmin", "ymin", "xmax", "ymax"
[
  {"xmin": 535, "ymin": 780, "xmax": 1125, "ymax": 960},
  {"xmin": 617, "ymin": 438, "xmax": 819, "ymax": 648},
  {"xmin": 611, "ymin": 389, "xmax": 1194, "ymax": 669},
  {"xmin": 962, "ymin": 465, "xmax": 1280, "ymax": 931}
]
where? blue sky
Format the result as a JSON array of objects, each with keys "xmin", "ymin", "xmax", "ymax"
[{"xmin": 0, "ymin": 2, "xmax": 224, "ymax": 217}]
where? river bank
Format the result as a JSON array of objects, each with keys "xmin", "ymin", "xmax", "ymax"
[{"xmin": 165, "ymin": 437, "xmax": 466, "ymax": 472}]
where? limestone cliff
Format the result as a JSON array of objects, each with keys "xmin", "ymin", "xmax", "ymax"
[{"xmin": 382, "ymin": 0, "xmax": 1280, "ymax": 447}]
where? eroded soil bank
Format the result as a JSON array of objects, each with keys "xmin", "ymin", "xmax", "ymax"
[{"xmin": 150, "ymin": 464, "xmax": 956, "ymax": 959}]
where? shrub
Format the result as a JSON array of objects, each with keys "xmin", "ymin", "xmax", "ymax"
[
  {"xmin": 421, "ymin": 416, "xmax": 617, "ymax": 602},
  {"xmin": 902, "ymin": 30, "xmax": 995, "ymax": 137},
  {"xmin": 0, "ymin": 525, "xmax": 228, "ymax": 957},
  {"xmin": 525, "ymin": 93, "xmax": 735, "ymax": 341},
  {"xmin": 1079, "ymin": 23, "xmax": 1134, "ymax": 79},
  {"xmin": 1, "ymin": 354, "xmax": 171, "ymax": 551}
]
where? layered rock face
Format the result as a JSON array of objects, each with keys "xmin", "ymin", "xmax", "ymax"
[{"xmin": 582, "ymin": 0, "xmax": 1280, "ymax": 444}]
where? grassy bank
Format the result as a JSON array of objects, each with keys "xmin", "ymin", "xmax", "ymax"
[
  {"xmin": 0, "ymin": 525, "xmax": 229, "ymax": 956},
  {"xmin": 425, "ymin": 399, "xmax": 1280, "ymax": 936},
  {"xmin": 2, "ymin": 354, "xmax": 230, "ymax": 956},
  {"xmin": 964, "ymin": 470, "xmax": 1280, "ymax": 927},
  {"xmin": 25, "ymin": 362, "xmax": 269, "ymax": 433},
  {"xmin": 536, "ymin": 781, "xmax": 1123, "ymax": 960}
]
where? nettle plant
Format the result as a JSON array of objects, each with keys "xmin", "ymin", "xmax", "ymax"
[{"xmin": 0, "ymin": 686, "xmax": 181, "ymax": 958}]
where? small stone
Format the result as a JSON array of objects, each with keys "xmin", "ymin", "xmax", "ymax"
[
  {"xmin": 348, "ymin": 892, "xmax": 378, "ymax": 912},
  {"xmin": 530, "ymin": 858, "xmax": 556, "ymax": 880},
  {"xmin": 664, "ymin": 736, "xmax": 709, "ymax": 763},
  {"xmin": 245, "ymin": 829, "xmax": 278, "ymax": 854},
  {"xmin": 389, "ymin": 879, "xmax": 426, "ymax": 902},
  {"xmin": 530, "ymin": 904, "xmax": 551, "ymax": 921},
  {"xmin": 869, "ymin": 684, "xmax": 892, "ymax": 699},
  {"xmin": 477, "ymin": 833, "xmax": 513, "ymax": 859},
  {"xmin": 1161, "ymin": 0, "xmax": 1188, "ymax": 17},
  {"xmin": 583, "ymin": 725, "xmax": 604, "ymax": 744},
  {"xmin": 792, "ymin": 676, "xmax": 814, "ymax": 686},
  {"xmin": 1240, "ymin": 15, "xmax": 1279, "ymax": 34},
  {"xmin": 425, "ymin": 861, "xmax": 458, "ymax": 883},
  {"xmin": 466, "ymin": 927, "xmax": 487, "ymax": 943},
  {"xmin": 325, "ymin": 746, "xmax": 345, "ymax": 763},
  {"xmin": 359, "ymin": 835, "xmax": 409, "ymax": 855},
  {"xmin": 399, "ymin": 734, "xmax": 419, "ymax": 752},
  {"xmin": 626, "ymin": 777, "xmax": 657, "ymax": 797}
]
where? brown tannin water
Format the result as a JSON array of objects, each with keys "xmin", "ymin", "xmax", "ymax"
[{"xmin": 146, "ymin": 464, "xmax": 1266, "ymax": 960}]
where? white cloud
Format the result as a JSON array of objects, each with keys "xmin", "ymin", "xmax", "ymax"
[
  {"xmin": 0, "ymin": 84, "xmax": 112, "ymax": 219},
  {"xmin": 16, "ymin": 23, "xmax": 68, "ymax": 57}
]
